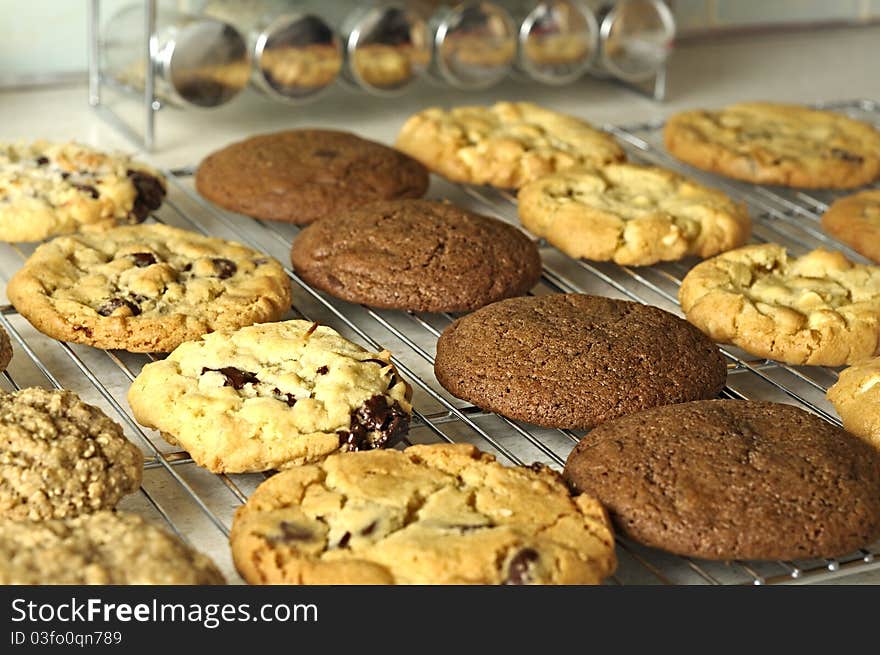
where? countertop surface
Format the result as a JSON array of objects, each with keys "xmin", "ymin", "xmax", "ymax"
[{"xmin": 1, "ymin": 24, "xmax": 879, "ymax": 585}]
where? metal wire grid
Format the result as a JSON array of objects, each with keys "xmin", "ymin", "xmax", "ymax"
[{"xmin": 1, "ymin": 99, "xmax": 879, "ymax": 585}]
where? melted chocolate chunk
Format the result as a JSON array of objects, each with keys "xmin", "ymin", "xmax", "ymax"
[
  {"xmin": 316, "ymin": 365, "xmax": 329, "ymax": 375},
  {"xmin": 830, "ymin": 148, "xmax": 865, "ymax": 164},
  {"xmin": 127, "ymin": 169, "xmax": 166, "ymax": 222},
  {"xmin": 272, "ymin": 387, "xmax": 298, "ymax": 407},
  {"xmin": 182, "ymin": 263, "xmax": 193, "ymax": 272},
  {"xmin": 35, "ymin": 156, "xmax": 49, "ymax": 166},
  {"xmin": 72, "ymin": 183, "xmax": 99, "ymax": 199},
  {"xmin": 96, "ymin": 297, "xmax": 140, "ymax": 317},
  {"xmin": 337, "ymin": 532, "xmax": 351, "ymax": 548},
  {"xmin": 201, "ymin": 366, "xmax": 259, "ymax": 390},
  {"xmin": 211, "ymin": 258, "xmax": 237, "ymax": 279},
  {"xmin": 336, "ymin": 395, "xmax": 410, "ymax": 452},
  {"xmin": 130, "ymin": 252, "xmax": 157, "ymax": 267},
  {"xmin": 504, "ymin": 548, "xmax": 540, "ymax": 585},
  {"xmin": 268, "ymin": 521, "xmax": 313, "ymax": 544}
]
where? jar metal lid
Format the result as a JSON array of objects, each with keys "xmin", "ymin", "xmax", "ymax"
[
  {"xmin": 598, "ymin": 0, "xmax": 675, "ymax": 83},
  {"xmin": 518, "ymin": 1, "xmax": 598, "ymax": 85},
  {"xmin": 433, "ymin": 1, "xmax": 516, "ymax": 90}
]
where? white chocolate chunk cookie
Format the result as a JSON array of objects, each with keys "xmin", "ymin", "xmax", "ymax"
[
  {"xmin": 0, "ymin": 388, "xmax": 142, "ymax": 520},
  {"xmin": 230, "ymin": 443, "xmax": 616, "ymax": 585},
  {"xmin": 0, "ymin": 511, "xmax": 225, "ymax": 584},
  {"xmin": 517, "ymin": 164, "xmax": 751, "ymax": 266},
  {"xmin": 0, "ymin": 140, "xmax": 166, "ymax": 242},
  {"xmin": 827, "ymin": 357, "xmax": 880, "ymax": 450},
  {"xmin": 664, "ymin": 102, "xmax": 880, "ymax": 189},
  {"xmin": 395, "ymin": 101, "xmax": 625, "ymax": 189},
  {"xmin": 128, "ymin": 320, "xmax": 413, "ymax": 473},
  {"xmin": 7, "ymin": 224, "xmax": 292, "ymax": 352},
  {"xmin": 678, "ymin": 243, "xmax": 880, "ymax": 366}
]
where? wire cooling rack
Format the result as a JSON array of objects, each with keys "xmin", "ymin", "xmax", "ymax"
[{"xmin": 1, "ymin": 98, "xmax": 878, "ymax": 585}]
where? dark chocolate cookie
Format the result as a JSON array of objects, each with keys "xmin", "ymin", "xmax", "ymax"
[
  {"xmin": 563, "ymin": 400, "xmax": 880, "ymax": 561},
  {"xmin": 195, "ymin": 129, "xmax": 429, "ymax": 224},
  {"xmin": 433, "ymin": 294, "xmax": 727, "ymax": 429},
  {"xmin": 291, "ymin": 199, "xmax": 542, "ymax": 312}
]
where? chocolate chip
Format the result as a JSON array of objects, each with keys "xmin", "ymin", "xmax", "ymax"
[
  {"xmin": 313, "ymin": 149, "xmax": 337, "ymax": 158},
  {"xmin": 361, "ymin": 521, "xmax": 377, "ymax": 536},
  {"xmin": 130, "ymin": 252, "xmax": 157, "ymax": 267},
  {"xmin": 60, "ymin": 172, "xmax": 70, "ymax": 180},
  {"xmin": 272, "ymin": 387, "xmax": 298, "ymax": 407},
  {"xmin": 127, "ymin": 169, "xmax": 166, "ymax": 222},
  {"xmin": 96, "ymin": 297, "xmax": 140, "ymax": 317},
  {"xmin": 504, "ymin": 548, "xmax": 539, "ymax": 585},
  {"xmin": 35, "ymin": 156, "xmax": 49, "ymax": 166},
  {"xmin": 211, "ymin": 258, "xmax": 237, "ymax": 279},
  {"xmin": 337, "ymin": 532, "xmax": 351, "ymax": 548},
  {"xmin": 201, "ymin": 366, "xmax": 259, "ymax": 390},
  {"xmin": 304, "ymin": 322, "xmax": 320, "ymax": 338},
  {"xmin": 268, "ymin": 521, "xmax": 313, "ymax": 544},
  {"xmin": 527, "ymin": 462, "xmax": 550, "ymax": 474},
  {"xmin": 316, "ymin": 365, "xmax": 329, "ymax": 375},
  {"xmin": 182, "ymin": 263, "xmax": 192, "ymax": 272},
  {"xmin": 72, "ymin": 183, "xmax": 99, "ymax": 199},
  {"xmin": 337, "ymin": 395, "xmax": 410, "ymax": 452},
  {"xmin": 830, "ymin": 148, "xmax": 864, "ymax": 164}
]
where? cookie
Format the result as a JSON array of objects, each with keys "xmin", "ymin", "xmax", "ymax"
[
  {"xmin": 0, "ymin": 388, "xmax": 142, "ymax": 520},
  {"xmin": 821, "ymin": 190, "xmax": 880, "ymax": 263},
  {"xmin": 678, "ymin": 243, "xmax": 880, "ymax": 366},
  {"xmin": 0, "ymin": 510, "xmax": 224, "ymax": 584},
  {"xmin": 128, "ymin": 320, "xmax": 412, "ymax": 473},
  {"xmin": 564, "ymin": 400, "xmax": 880, "ymax": 560},
  {"xmin": 827, "ymin": 357, "xmax": 880, "ymax": 450},
  {"xmin": 664, "ymin": 102, "xmax": 880, "ymax": 189},
  {"xmin": 195, "ymin": 129, "xmax": 429, "ymax": 225},
  {"xmin": 434, "ymin": 294, "xmax": 727, "ymax": 429},
  {"xmin": 291, "ymin": 199, "xmax": 542, "ymax": 312},
  {"xmin": 395, "ymin": 101, "xmax": 625, "ymax": 189},
  {"xmin": 230, "ymin": 443, "xmax": 616, "ymax": 585},
  {"xmin": 6, "ymin": 224, "xmax": 292, "ymax": 353},
  {"xmin": 0, "ymin": 140, "xmax": 166, "ymax": 242},
  {"xmin": 0, "ymin": 325, "xmax": 11, "ymax": 373},
  {"xmin": 517, "ymin": 164, "xmax": 751, "ymax": 266}
]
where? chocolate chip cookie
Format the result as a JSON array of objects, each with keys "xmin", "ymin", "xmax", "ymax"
[
  {"xmin": 517, "ymin": 164, "xmax": 751, "ymax": 266},
  {"xmin": 195, "ymin": 129, "xmax": 429, "ymax": 224},
  {"xmin": 0, "ymin": 388, "xmax": 142, "ymax": 520},
  {"xmin": 128, "ymin": 319, "xmax": 412, "ymax": 473},
  {"xmin": 6, "ymin": 224, "xmax": 292, "ymax": 352},
  {"xmin": 434, "ymin": 294, "xmax": 727, "ymax": 429},
  {"xmin": 664, "ymin": 102, "xmax": 880, "ymax": 189},
  {"xmin": 564, "ymin": 400, "xmax": 880, "ymax": 560},
  {"xmin": 0, "ymin": 511, "xmax": 225, "ymax": 584},
  {"xmin": 827, "ymin": 356, "xmax": 880, "ymax": 450},
  {"xmin": 0, "ymin": 140, "xmax": 166, "ymax": 242},
  {"xmin": 230, "ymin": 443, "xmax": 616, "ymax": 585},
  {"xmin": 678, "ymin": 243, "xmax": 880, "ymax": 366},
  {"xmin": 395, "ymin": 101, "xmax": 625, "ymax": 189},
  {"xmin": 821, "ymin": 190, "xmax": 880, "ymax": 263},
  {"xmin": 291, "ymin": 199, "xmax": 542, "ymax": 312}
]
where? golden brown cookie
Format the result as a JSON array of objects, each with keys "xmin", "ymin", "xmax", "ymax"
[
  {"xmin": 827, "ymin": 356, "xmax": 880, "ymax": 450},
  {"xmin": 395, "ymin": 101, "xmax": 625, "ymax": 189},
  {"xmin": 678, "ymin": 243, "xmax": 880, "ymax": 366},
  {"xmin": 517, "ymin": 164, "xmax": 751, "ymax": 266},
  {"xmin": 664, "ymin": 102, "xmax": 880, "ymax": 189},
  {"xmin": 230, "ymin": 443, "xmax": 616, "ymax": 585},
  {"xmin": 821, "ymin": 190, "xmax": 880, "ymax": 263}
]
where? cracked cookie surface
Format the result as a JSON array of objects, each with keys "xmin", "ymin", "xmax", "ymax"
[
  {"xmin": 821, "ymin": 190, "xmax": 880, "ymax": 264},
  {"xmin": 230, "ymin": 443, "xmax": 616, "ymax": 585},
  {"xmin": 0, "ymin": 510, "xmax": 225, "ymax": 584},
  {"xmin": 0, "ymin": 388, "xmax": 142, "ymax": 520},
  {"xmin": 195, "ymin": 129, "xmax": 429, "ymax": 225},
  {"xmin": 678, "ymin": 243, "xmax": 880, "ymax": 366},
  {"xmin": 291, "ymin": 199, "xmax": 542, "ymax": 312},
  {"xmin": 434, "ymin": 294, "xmax": 727, "ymax": 429},
  {"xmin": 128, "ymin": 319, "xmax": 412, "ymax": 473},
  {"xmin": 395, "ymin": 101, "xmax": 625, "ymax": 189},
  {"xmin": 564, "ymin": 400, "xmax": 880, "ymax": 560},
  {"xmin": 0, "ymin": 140, "xmax": 166, "ymax": 242},
  {"xmin": 827, "ymin": 356, "xmax": 880, "ymax": 450},
  {"xmin": 664, "ymin": 102, "xmax": 880, "ymax": 189},
  {"xmin": 7, "ymin": 223, "xmax": 292, "ymax": 352},
  {"xmin": 518, "ymin": 164, "xmax": 751, "ymax": 266}
]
